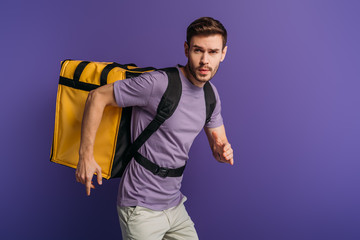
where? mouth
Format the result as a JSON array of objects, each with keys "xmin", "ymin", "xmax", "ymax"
[{"xmin": 198, "ymin": 68, "xmax": 210, "ymax": 75}]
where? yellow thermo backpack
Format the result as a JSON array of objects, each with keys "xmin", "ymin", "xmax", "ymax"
[{"xmin": 50, "ymin": 60, "xmax": 216, "ymax": 179}]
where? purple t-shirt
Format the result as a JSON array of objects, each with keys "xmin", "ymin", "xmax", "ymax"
[{"xmin": 113, "ymin": 66, "xmax": 223, "ymax": 210}]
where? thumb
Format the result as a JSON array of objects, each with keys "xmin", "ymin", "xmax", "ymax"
[{"xmin": 96, "ymin": 167, "xmax": 102, "ymax": 185}]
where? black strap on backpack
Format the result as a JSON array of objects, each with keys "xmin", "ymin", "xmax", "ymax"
[
  {"xmin": 204, "ymin": 81, "xmax": 216, "ymax": 125},
  {"xmin": 125, "ymin": 68, "xmax": 217, "ymax": 178},
  {"xmin": 123, "ymin": 67, "xmax": 184, "ymax": 178}
]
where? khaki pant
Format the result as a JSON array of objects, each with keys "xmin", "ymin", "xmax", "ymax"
[{"xmin": 117, "ymin": 197, "xmax": 199, "ymax": 240}]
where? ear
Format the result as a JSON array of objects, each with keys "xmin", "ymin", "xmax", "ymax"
[
  {"xmin": 184, "ymin": 41, "xmax": 189, "ymax": 58},
  {"xmin": 220, "ymin": 46, "xmax": 228, "ymax": 62}
]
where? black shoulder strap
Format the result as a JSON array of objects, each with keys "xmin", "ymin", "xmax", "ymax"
[
  {"xmin": 124, "ymin": 67, "xmax": 182, "ymax": 161},
  {"xmin": 203, "ymin": 82, "xmax": 216, "ymax": 125}
]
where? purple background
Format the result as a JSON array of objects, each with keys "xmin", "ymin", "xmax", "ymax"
[{"xmin": 1, "ymin": 0, "xmax": 360, "ymax": 239}]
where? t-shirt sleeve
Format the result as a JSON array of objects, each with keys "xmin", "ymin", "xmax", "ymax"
[
  {"xmin": 113, "ymin": 72, "xmax": 156, "ymax": 107},
  {"xmin": 205, "ymin": 83, "xmax": 223, "ymax": 128}
]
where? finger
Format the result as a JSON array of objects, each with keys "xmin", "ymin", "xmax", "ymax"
[
  {"xmin": 218, "ymin": 149, "xmax": 233, "ymax": 165},
  {"xmin": 96, "ymin": 167, "xmax": 103, "ymax": 185},
  {"xmin": 217, "ymin": 152, "xmax": 228, "ymax": 163},
  {"xmin": 76, "ymin": 166, "xmax": 86, "ymax": 185},
  {"xmin": 224, "ymin": 152, "xmax": 233, "ymax": 161},
  {"xmin": 223, "ymin": 147, "xmax": 233, "ymax": 158},
  {"xmin": 223, "ymin": 143, "xmax": 231, "ymax": 152},
  {"xmin": 85, "ymin": 176, "xmax": 92, "ymax": 196},
  {"xmin": 75, "ymin": 172, "xmax": 80, "ymax": 183},
  {"xmin": 75, "ymin": 168, "xmax": 80, "ymax": 182},
  {"xmin": 75, "ymin": 171, "xmax": 83, "ymax": 184},
  {"xmin": 79, "ymin": 175, "xmax": 85, "ymax": 185}
]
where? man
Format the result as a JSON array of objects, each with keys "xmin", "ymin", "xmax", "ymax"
[{"xmin": 76, "ymin": 17, "xmax": 234, "ymax": 240}]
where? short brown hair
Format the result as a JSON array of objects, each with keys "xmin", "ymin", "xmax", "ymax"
[{"xmin": 186, "ymin": 17, "xmax": 227, "ymax": 49}]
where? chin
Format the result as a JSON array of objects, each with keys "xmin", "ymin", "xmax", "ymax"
[
  {"xmin": 196, "ymin": 74, "xmax": 212, "ymax": 82},
  {"xmin": 195, "ymin": 78, "xmax": 211, "ymax": 84}
]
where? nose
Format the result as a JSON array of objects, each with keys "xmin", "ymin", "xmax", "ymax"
[{"xmin": 200, "ymin": 52, "xmax": 209, "ymax": 65}]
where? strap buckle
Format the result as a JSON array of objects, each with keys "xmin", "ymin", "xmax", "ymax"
[{"xmin": 155, "ymin": 166, "xmax": 169, "ymax": 178}]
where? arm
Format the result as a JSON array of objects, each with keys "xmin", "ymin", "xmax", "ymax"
[
  {"xmin": 75, "ymin": 83, "xmax": 118, "ymax": 196},
  {"xmin": 204, "ymin": 124, "xmax": 234, "ymax": 165}
]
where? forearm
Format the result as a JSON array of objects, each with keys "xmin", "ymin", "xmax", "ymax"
[
  {"xmin": 79, "ymin": 91, "xmax": 107, "ymax": 156},
  {"xmin": 205, "ymin": 128, "xmax": 216, "ymax": 156},
  {"xmin": 205, "ymin": 125, "xmax": 227, "ymax": 154},
  {"xmin": 205, "ymin": 125, "xmax": 234, "ymax": 165},
  {"xmin": 75, "ymin": 76, "xmax": 118, "ymax": 194},
  {"xmin": 79, "ymin": 84, "xmax": 117, "ymax": 157}
]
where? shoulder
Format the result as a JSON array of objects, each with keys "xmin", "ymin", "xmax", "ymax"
[
  {"xmin": 144, "ymin": 69, "xmax": 169, "ymax": 96},
  {"xmin": 113, "ymin": 69, "xmax": 170, "ymax": 107},
  {"xmin": 129, "ymin": 69, "xmax": 168, "ymax": 85},
  {"xmin": 114, "ymin": 69, "xmax": 168, "ymax": 91},
  {"xmin": 141, "ymin": 69, "xmax": 168, "ymax": 80}
]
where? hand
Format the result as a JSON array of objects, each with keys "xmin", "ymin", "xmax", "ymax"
[
  {"xmin": 75, "ymin": 154, "xmax": 102, "ymax": 196},
  {"xmin": 212, "ymin": 131, "xmax": 234, "ymax": 165}
]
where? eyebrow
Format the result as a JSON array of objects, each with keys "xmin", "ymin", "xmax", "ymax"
[{"xmin": 193, "ymin": 45, "xmax": 220, "ymax": 52}]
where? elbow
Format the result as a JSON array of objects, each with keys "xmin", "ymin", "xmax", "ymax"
[
  {"xmin": 87, "ymin": 84, "xmax": 116, "ymax": 107},
  {"xmin": 87, "ymin": 89, "xmax": 98, "ymax": 103},
  {"xmin": 86, "ymin": 89, "xmax": 103, "ymax": 107}
]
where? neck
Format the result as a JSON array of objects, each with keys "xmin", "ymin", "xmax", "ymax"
[{"xmin": 180, "ymin": 64, "xmax": 205, "ymax": 88}]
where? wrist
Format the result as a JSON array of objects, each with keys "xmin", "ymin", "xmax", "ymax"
[{"xmin": 79, "ymin": 145, "xmax": 94, "ymax": 158}]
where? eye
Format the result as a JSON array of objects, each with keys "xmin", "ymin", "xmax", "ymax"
[
  {"xmin": 209, "ymin": 50, "xmax": 218, "ymax": 54},
  {"xmin": 194, "ymin": 49, "xmax": 202, "ymax": 53}
]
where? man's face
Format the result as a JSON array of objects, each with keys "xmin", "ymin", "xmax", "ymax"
[{"xmin": 185, "ymin": 34, "xmax": 227, "ymax": 86}]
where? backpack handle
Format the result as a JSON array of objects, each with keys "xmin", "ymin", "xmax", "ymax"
[
  {"xmin": 73, "ymin": 61, "xmax": 91, "ymax": 83},
  {"xmin": 74, "ymin": 61, "xmax": 138, "ymax": 87},
  {"xmin": 101, "ymin": 63, "xmax": 157, "ymax": 86},
  {"xmin": 100, "ymin": 62, "xmax": 146, "ymax": 86}
]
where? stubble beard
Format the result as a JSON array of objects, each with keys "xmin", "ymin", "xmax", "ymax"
[{"xmin": 187, "ymin": 61, "xmax": 219, "ymax": 85}]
